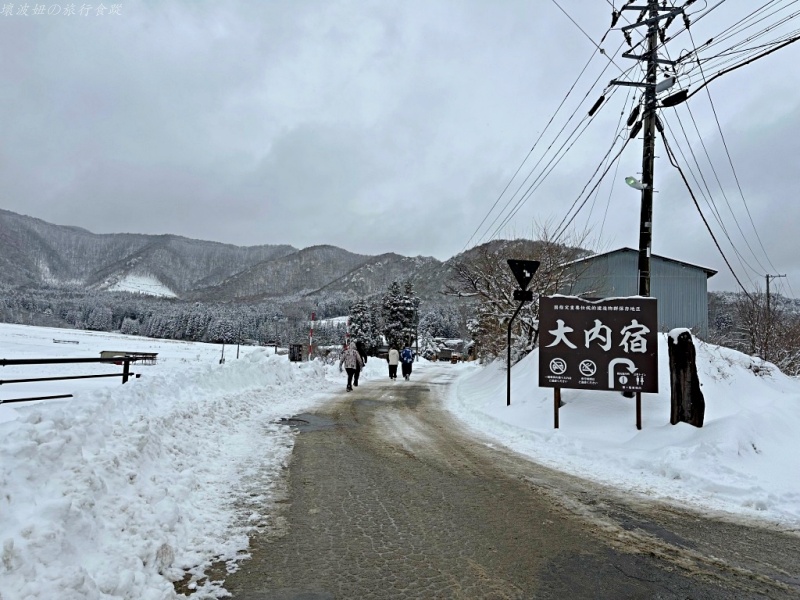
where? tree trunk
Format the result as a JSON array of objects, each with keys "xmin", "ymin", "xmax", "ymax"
[{"xmin": 668, "ymin": 330, "xmax": 705, "ymax": 427}]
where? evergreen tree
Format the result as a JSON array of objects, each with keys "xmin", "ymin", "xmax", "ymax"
[
  {"xmin": 401, "ymin": 281, "xmax": 421, "ymax": 347},
  {"xmin": 349, "ymin": 298, "xmax": 382, "ymax": 353},
  {"xmin": 382, "ymin": 281, "xmax": 420, "ymax": 349},
  {"xmin": 206, "ymin": 316, "xmax": 237, "ymax": 343},
  {"xmin": 120, "ymin": 317, "xmax": 140, "ymax": 335},
  {"xmin": 419, "ymin": 305, "xmax": 461, "ymax": 339},
  {"xmin": 382, "ymin": 281, "xmax": 406, "ymax": 350},
  {"xmin": 87, "ymin": 305, "xmax": 112, "ymax": 331}
]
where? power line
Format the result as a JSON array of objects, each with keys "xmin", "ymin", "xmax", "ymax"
[
  {"xmin": 550, "ymin": 0, "xmax": 624, "ymax": 72},
  {"xmin": 551, "ymin": 132, "xmax": 632, "ymax": 243},
  {"xmin": 687, "ymin": 26, "xmax": 782, "ymax": 275},
  {"xmin": 478, "ymin": 58, "xmax": 632, "ymax": 245},
  {"xmin": 663, "ymin": 111, "xmax": 763, "ymax": 284},
  {"xmin": 584, "ymin": 85, "xmax": 635, "ymax": 232},
  {"xmin": 461, "ymin": 34, "xmax": 615, "ymax": 252},
  {"xmin": 660, "ymin": 128, "xmax": 754, "ymax": 300},
  {"xmin": 481, "ymin": 47, "xmax": 639, "ymax": 242},
  {"xmin": 684, "ymin": 31, "xmax": 800, "ymax": 99},
  {"xmin": 463, "ymin": 2, "xmax": 644, "ymax": 252},
  {"xmin": 683, "ymin": 101, "xmax": 770, "ymax": 275}
]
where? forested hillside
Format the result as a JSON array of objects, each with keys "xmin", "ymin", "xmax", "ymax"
[{"xmin": 0, "ymin": 209, "xmax": 296, "ymax": 293}]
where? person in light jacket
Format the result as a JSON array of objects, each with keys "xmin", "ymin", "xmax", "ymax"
[
  {"xmin": 387, "ymin": 346, "xmax": 400, "ymax": 380},
  {"xmin": 339, "ymin": 343, "xmax": 364, "ymax": 392}
]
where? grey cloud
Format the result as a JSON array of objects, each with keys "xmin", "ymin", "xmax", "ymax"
[{"xmin": 0, "ymin": 0, "xmax": 798, "ymax": 296}]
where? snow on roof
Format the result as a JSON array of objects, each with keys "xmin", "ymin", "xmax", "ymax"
[{"xmin": 561, "ymin": 247, "xmax": 717, "ymax": 277}]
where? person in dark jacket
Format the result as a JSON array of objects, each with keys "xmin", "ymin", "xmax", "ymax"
[
  {"xmin": 400, "ymin": 345, "xmax": 414, "ymax": 380},
  {"xmin": 353, "ymin": 340, "xmax": 368, "ymax": 387},
  {"xmin": 339, "ymin": 343, "xmax": 364, "ymax": 392}
]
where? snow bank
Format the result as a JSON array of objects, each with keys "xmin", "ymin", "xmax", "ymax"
[
  {"xmin": 0, "ymin": 349, "xmax": 339, "ymax": 599},
  {"xmin": 446, "ymin": 334, "xmax": 800, "ymax": 528}
]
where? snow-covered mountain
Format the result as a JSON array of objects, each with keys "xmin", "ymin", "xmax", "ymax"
[
  {"xmin": 0, "ymin": 209, "xmax": 295, "ymax": 295},
  {"xmin": 0, "ymin": 209, "xmax": 571, "ymax": 303}
]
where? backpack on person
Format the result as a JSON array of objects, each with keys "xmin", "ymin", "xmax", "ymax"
[{"xmin": 401, "ymin": 348, "xmax": 414, "ymax": 364}]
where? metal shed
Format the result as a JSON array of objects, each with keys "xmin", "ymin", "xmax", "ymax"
[{"xmin": 560, "ymin": 248, "xmax": 717, "ymax": 338}]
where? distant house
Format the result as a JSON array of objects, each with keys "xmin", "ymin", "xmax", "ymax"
[
  {"xmin": 425, "ymin": 338, "xmax": 471, "ymax": 362},
  {"xmin": 560, "ymin": 247, "xmax": 717, "ymax": 338}
]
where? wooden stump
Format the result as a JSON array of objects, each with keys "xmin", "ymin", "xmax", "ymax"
[{"xmin": 668, "ymin": 330, "xmax": 705, "ymax": 427}]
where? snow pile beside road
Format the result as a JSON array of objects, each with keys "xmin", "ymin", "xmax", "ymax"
[
  {"xmin": 447, "ymin": 334, "xmax": 800, "ymax": 527},
  {"xmin": 0, "ymin": 350, "xmax": 338, "ymax": 600}
]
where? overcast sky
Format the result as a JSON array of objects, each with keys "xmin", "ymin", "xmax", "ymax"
[{"xmin": 1, "ymin": 0, "xmax": 798, "ymax": 297}]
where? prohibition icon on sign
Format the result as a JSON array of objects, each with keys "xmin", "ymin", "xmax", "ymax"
[
  {"xmin": 549, "ymin": 358, "xmax": 567, "ymax": 375},
  {"xmin": 579, "ymin": 360, "xmax": 596, "ymax": 377}
]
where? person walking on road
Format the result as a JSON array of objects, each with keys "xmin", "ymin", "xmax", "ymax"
[
  {"xmin": 339, "ymin": 343, "xmax": 364, "ymax": 392},
  {"xmin": 354, "ymin": 340, "xmax": 368, "ymax": 387},
  {"xmin": 400, "ymin": 345, "xmax": 415, "ymax": 380},
  {"xmin": 387, "ymin": 346, "xmax": 400, "ymax": 380}
]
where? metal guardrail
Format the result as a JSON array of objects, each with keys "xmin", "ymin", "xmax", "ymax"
[{"xmin": 0, "ymin": 357, "xmax": 138, "ymax": 404}]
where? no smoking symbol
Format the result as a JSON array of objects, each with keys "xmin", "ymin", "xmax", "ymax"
[{"xmin": 579, "ymin": 360, "xmax": 596, "ymax": 377}]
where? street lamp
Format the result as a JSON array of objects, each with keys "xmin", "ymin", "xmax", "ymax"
[{"xmin": 625, "ymin": 176, "xmax": 648, "ymax": 190}]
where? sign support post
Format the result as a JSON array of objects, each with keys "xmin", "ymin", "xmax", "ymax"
[
  {"xmin": 507, "ymin": 299, "xmax": 526, "ymax": 406},
  {"xmin": 636, "ymin": 391, "xmax": 642, "ymax": 430},
  {"xmin": 554, "ymin": 387, "xmax": 561, "ymax": 429},
  {"xmin": 505, "ymin": 259, "xmax": 540, "ymax": 407}
]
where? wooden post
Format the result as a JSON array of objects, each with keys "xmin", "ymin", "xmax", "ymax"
[
  {"xmin": 668, "ymin": 330, "xmax": 705, "ymax": 427},
  {"xmin": 554, "ymin": 387, "xmax": 560, "ymax": 429},
  {"xmin": 122, "ymin": 358, "xmax": 130, "ymax": 384},
  {"xmin": 636, "ymin": 391, "xmax": 642, "ymax": 430}
]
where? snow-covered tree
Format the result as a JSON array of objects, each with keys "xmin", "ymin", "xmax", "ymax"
[
  {"xmin": 400, "ymin": 281, "xmax": 421, "ymax": 348},
  {"xmin": 381, "ymin": 280, "xmax": 420, "ymax": 349},
  {"xmin": 206, "ymin": 316, "xmax": 237, "ymax": 343},
  {"xmin": 418, "ymin": 305, "xmax": 461, "ymax": 339},
  {"xmin": 445, "ymin": 231, "xmax": 591, "ymax": 363},
  {"xmin": 349, "ymin": 298, "xmax": 382, "ymax": 353},
  {"xmin": 120, "ymin": 317, "xmax": 140, "ymax": 335},
  {"xmin": 382, "ymin": 281, "xmax": 406, "ymax": 349},
  {"xmin": 87, "ymin": 305, "xmax": 112, "ymax": 331}
]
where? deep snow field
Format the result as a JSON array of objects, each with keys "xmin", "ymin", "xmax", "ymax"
[{"xmin": 1, "ymin": 323, "xmax": 799, "ymax": 599}]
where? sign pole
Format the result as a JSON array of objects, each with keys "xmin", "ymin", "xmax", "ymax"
[
  {"xmin": 507, "ymin": 300, "xmax": 526, "ymax": 406},
  {"xmin": 554, "ymin": 388, "xmax": 560, "ymax": 429},
  {"xmin": 636, "ymin": 391, "xmax": 642, "ymax": 430},
  {"xmin": 504, "ymin": 259, "xmax": 540, "ymax": 407}
]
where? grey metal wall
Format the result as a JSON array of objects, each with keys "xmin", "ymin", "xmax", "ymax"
[{"xmin": 563, "ymin": 250, "xmax": 710, "ymax": 337}]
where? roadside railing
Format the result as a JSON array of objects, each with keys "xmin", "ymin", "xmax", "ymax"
[{"xmin": 0, "ymin": 357, "xmax": 140, "ymax": 404}]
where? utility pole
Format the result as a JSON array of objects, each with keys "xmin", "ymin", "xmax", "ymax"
[
  {"xmin": 611, "ymin": 1, "xmax": 681, "ymax": 297},
  {"xmin": 765, "ymin": 273, "xmax": 786, "ymax": 362},
  {"xmin": 309, "ymin": 311, "xmax": 315, "ymax": 361},
  {"xmin": 638, "ymin": 0, "xmax": 659, "ymax": 297},
  {"xmin": 415, "ymin": 306, "xmax": 419, "ymax": 362}
]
